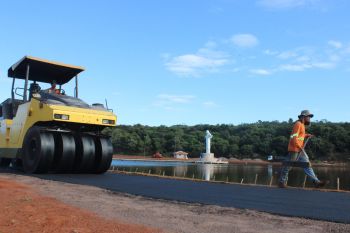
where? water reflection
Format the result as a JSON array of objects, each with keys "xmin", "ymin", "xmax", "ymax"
[
  {"xmin": 111, "ymin": 160, "xmax": 350, "ymax": 190},
  {"xmin": 197, "ymin": 164, "xmax": 217, "ymax": 181},
  {"xmin": 267, "ymin": 164, "xmax": 273, "ymax": 177},
  {"xmin": 174, "ymin": 165, "xmax": 188, "ymax": 177}
]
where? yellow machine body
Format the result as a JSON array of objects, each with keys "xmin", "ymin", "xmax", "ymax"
[{"xmin": 0, "ymin": 98, "xmax": 117, "ymax": 158}]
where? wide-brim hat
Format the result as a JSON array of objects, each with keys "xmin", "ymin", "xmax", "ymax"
[{"xmin": 298, "ymin": 110, "xmax": 314, "ymax": 118}]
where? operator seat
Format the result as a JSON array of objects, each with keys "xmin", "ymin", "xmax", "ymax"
[{"xmin": 29, "ymin": 83, "xmax": 41, "ymax": 100}]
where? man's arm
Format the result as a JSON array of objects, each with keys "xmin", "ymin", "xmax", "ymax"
[
  {"xmin": 290, "ymin": 122, "xmax": 303, "ymax": 151},
  {"xmin": 305, "ymin": 133, "xmax": 313, "ymax": 138}
]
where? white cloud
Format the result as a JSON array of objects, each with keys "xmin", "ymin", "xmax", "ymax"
[
  {"xmin": 279, "ymin": 61, "xmax": 335, "ymax": 72},
  {"xmin": 279, "ymin": 63, "xmax": 311, "ymax": 71},
  {"xmin": 250, "ymin": 69, "xmax": 273, "ymax": 75},
  {"xmin": 231, "ymin": 34, "xmax": 259, "ymax": 48},
  {"xmin": 295, "ymin": 55, "xmax": 311, "ymax": 62},
  {"xmin": 158, "ymin": 94, "xmax": 195, "ymax": 103},
  {"xmin": 312, "ymin": 62, "xmax": 336, "ymax": 69},
  {"xmin": 155, "ymin": 94, "xmax": 195, "ymax": 105},
  {"xmin": 198, "ymin": 48, "xmax": 228, "ymax": 60},
  {"xmin": 277, "ymin": 51, "xmax": 298, "ymax": 59},
  {"xmin": 165, "ymin": 43, "xmax": 229, "ymax": 77},
  {"xmin": 257, "ymin": 0, "xmax": 318, "ymax": 9},
  {"xmin": 262, "ymin": 43, "xmax": 340, "ymax": 73},
  {"xmin": 164, "ymin": 37, "xmax": 349, "ymax": 78},
  {"xmin": 202, "ymin": 101, "xmax": 217, "ymax": 108},
  {"xmin": 273, "ymin": 47, "xmax": 314, "ymax": 61},
  {"xmin": 231, "ymin": 67, "xmax": 241, "ymax": 72},
  {"xmin": 166, "ymin": 54, "xmax": 227, "ymax": 76},
  {"xmin": 263, "ymin": 49, "xmax": 278, "ymax": 56},
  {"xmin": 204, "ymin": 41, "xmax": 217, "ymax": 48},
  {"xmin": 328, "ymin": 40, "xmax": 343, "ymax": 49},
  {"xmin": 153, "ymin": 94, "xmax": 195, "ymax": 111}
]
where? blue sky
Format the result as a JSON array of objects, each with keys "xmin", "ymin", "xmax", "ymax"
[{"xmin": 0, "ymin": 0, "xmax": 349, "ymax": 125}]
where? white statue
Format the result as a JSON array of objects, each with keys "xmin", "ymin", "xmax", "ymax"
[
  {"xmin": 205, "ymin": 130, "xmax": 213, "ymax": 154},
  {"xmin": 196, "ymin": 129, "xmax": 227, "ymax": 164}
]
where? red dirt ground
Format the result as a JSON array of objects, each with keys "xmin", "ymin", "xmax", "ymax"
[{"xmin": 0, "ymin": 178, "xmax": 162, "ymax": 233}]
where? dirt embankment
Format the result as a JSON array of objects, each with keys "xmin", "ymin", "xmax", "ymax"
[
  {"xmin": 0, "ymin": 176, "xmax": 162, "ymax": 233},
  {"xmin": 1, "ymin": 173, "xmax": 349, "ymax": 233}
]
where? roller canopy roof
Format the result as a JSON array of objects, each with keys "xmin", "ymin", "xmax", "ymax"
[{"xmin": 8, "ymin": 56, "xmax": 85, "ymax": 85}]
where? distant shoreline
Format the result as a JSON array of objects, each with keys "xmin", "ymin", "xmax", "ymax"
[{"xmin": 112, "ymin": 155, "xmax": 349, "ymax": 167}]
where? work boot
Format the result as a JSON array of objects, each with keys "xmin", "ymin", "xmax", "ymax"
[
  {"xmin": 314, "ymin": 180, "xmax": 327, "ymax": 188},
  {"xmin": 278, "ymin": 182, "xmax": 287, "ymax": 188}
]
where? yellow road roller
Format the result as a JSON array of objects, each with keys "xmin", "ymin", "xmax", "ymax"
[{"xmin": 0, "ymin": 56, "xmax": 117, "ymax": 173}]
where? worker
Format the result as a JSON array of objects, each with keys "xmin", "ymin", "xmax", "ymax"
[
  {"xmin": 47, "ymin": 80, "xmax": 60, "ymax": 94},
  {"xmin": 278, "ymin": 110, "xmax": 326, "ymax": 188}
]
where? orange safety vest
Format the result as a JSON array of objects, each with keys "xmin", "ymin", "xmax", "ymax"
[{"xmin": 288, "ymin": 121, "xmax": 310, "ymax": 152}]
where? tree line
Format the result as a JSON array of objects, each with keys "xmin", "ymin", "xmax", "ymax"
[{"xmin": 103, "ymin": 120, "xmax": 350, "ymax": 161}]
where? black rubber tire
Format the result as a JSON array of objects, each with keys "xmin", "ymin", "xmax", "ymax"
[
  {"xmin": 0, "ymin": 158, "xmax": 12, "ymax": 167},
  {"xmin": 93, "ymin": 137, "xmax": 113, "ymax": 174},
  {"xmin": 73, "ymin": 134, "xmax": 95, "ymax": 173},
  {"xmin": 52, "ymin": 132, "xmax": 76, "ymax": 173},
  {"xmin": 22, "ymin": 127, "xmax": 55, "ymax": 173}
]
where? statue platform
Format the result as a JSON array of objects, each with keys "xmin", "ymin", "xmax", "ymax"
[{"xmin": 196, "ymin": 153, "xmax": 228, "ymax": 164}]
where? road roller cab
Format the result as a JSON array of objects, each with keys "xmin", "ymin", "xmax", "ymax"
[{"xmin": 0, "ymin": 56, "xmax": 117, "ymax": 173}]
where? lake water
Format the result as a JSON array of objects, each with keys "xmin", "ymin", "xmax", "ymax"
[{"xmin": 111, "ymin": 160, "xmax": 350, "ymax": 191}]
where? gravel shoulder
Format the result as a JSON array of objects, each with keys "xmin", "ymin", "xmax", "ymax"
[{"xmin": 1, "ymin": 172, "xmax": 349, "ymax": 233}]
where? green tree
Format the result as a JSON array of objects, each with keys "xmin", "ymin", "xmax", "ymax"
[{"xmin": 105, "ymin": 121, "xmax": 350, "ymax": 161}]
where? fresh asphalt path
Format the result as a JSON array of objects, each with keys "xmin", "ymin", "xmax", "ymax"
[{"xmin": 29, "ymin": 172, "xmax": 350, "ymax": 224}]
